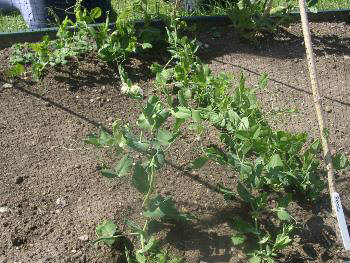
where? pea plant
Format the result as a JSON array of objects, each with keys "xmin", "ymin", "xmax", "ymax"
[
  {"xmin": 148, "ymin": 19, "xmax": 349, "ymax": 262},
  {"xmin": 85, "ymin": 9, "xmax": 348, "ymax": 263},
  {"xmin": 225, "ymin": 0, "xmax": 320, "ymax": 37},
  {"xmin": 85, "ymin": 66, "xmax": 197, "ymax": 261}
]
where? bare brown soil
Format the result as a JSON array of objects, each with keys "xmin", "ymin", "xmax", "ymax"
[{"xmin": 0, "ymin": 21, "xmax": 350, "ymax": 263}]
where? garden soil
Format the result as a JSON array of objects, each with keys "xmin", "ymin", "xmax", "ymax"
[{"xmin": 0, "ymin": 21, "xmax": 349, "ymax": 263}]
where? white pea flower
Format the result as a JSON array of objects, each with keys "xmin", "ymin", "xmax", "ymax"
[
  {"xmin": 130, "ymin": 84, "xmax": 143, "ymax": 97},
  {"xmin": 121, "ymin": 82, "xmax": 130, "ymax": 94}
]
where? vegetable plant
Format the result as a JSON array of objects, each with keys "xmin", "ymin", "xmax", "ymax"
[
  {"xmin": 85, "ymin": 7, "xmax": 349, "ymax": 263},
  {"xmin": 86, "ymin": 67, "xmax": 194, "ymax": 261},
  {"xmin": 225, "ymin": 0, "xmax": 320, "ymax": 37},
  {"xmin": 148, "ymin": 19, "xmax": 349, "ymax": 262}
]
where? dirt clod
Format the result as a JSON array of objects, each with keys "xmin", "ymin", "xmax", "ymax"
[{"xmin": 15, "ymin": 176, "xmax": 24, "ymax": 184}]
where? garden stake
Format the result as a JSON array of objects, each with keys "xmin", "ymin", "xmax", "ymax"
[{"xmin": 298, "ymin": 0, "xmax": 350, "ymax": 250}]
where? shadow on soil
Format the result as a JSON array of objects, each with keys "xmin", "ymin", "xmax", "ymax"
[
  {"xmin": 14, "ymin": 85, "xmax": 111, "ymax": 131},
  {"xmin": 197, "ymin": 25, "xmax": 350, "ymax": 61}
]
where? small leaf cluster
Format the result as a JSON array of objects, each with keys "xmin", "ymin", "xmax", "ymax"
[
  {"xmin": 95, "ymin": 220, "xmax": 183, "ymax": 263},
  {"xmin": 225, "ymin": 0, "xmax": 294, "ymax": 37},
  {"xmin": 223, "ymin": 0, "xmax": 321, "ymax": 38}
]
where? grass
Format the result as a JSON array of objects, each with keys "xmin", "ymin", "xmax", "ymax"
[
  {"xmin": 0, "ymin": 0, "xmax": 349, "ymax": 33},
  {"xmin": 0, "ymin": 11, "xmax": 27, "ymax": 32}
]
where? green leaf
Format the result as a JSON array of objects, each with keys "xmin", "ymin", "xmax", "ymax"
[
  {"xmin": 268, "ymin": 154, "xmax": 284, "ymax": 170},
  {"xmin": 274, "ymin": 233, "xmax": 292, "ymax": 251},
  {"xmin": 127, "ymin": 137, "xmax": 150, "ymax": 153},
  {"xmin": 90, "ymin": 7, "xmax": 102, "ymax": 19},
  {"xmin": 259, "ymin": 234, "xmax": 270, "ymax": 244},
  {"xmin": 237, "ymin": 182, "xmax": 251, "ymax": 203},
  {"xmin": 95, "ymin": 220, "xmax": 117, "ymax": 246},
  {"xmin": 239, "ymin": 117, "xmax": 249, "ymax": 130},
  {"xmin": 150, "ymin": 63, "xmax": 163, "ymax": 74},
  {"xmin": 308, "ymin": 6, "xmax": 318, "ymax": 13},
  {"xmin": 231, "ymin": 233, "xmax": 246, "ymax": 245},
  {"xmin": 232, "ymin": 218, "xmax": 257, "ymax": 234},
  {"xmin": 191, "ymin": 156, "xmax": 208, "ymax": 169},
  {"xmin": 258, "ymin": 73, "xmax": 268, "ymax": 89},
  {"xmin": 132, "ymin": 162, "xmax": 149, "ymax": 194},
  {"xmin": 192, "ymin": 109, "xmax": 202, "ymax": 122},
  {"xmin": 99, "ymin": 129, "xmax": 115, "ymax": 145},
  {"xmin": 114, "ymin": 156, "xmax": 133, "ymax": 177},
  {"xmin": 135, "ymin": 251, "xmax": 147, "ymax": 263},
  {"xmin": 205, "ymin": 146, "xmax": 227, "ymax": 165},
  {"xmin": 85, "ymin": 133, "xmax": 101, "ymax": 147},
  {"xmin": 171, "ymin": 107, "xmax": 191, "ymax": 119},
  {"xmin": 140, "ymin": 236, "xmax": 157, "ymax": 253},
  {"xmin": 6, "ymin": 63, "xmax": 25, "ymax": 78},
  {"xmin": 235, "ymin": 130, "xmax": 250, "ymax": 141},
  {"xmin": 138, "ymin": 113, "xmax": 152, "ymax": 130},
  {"xmin": 250, "ymin": 255, "xmax": 261, "ymax": 263},
  {"xmin": 173, "ymin": 118, "xmax": 185, "ymax": 132},
  {"xmin": 278, "ymin": 194, "xmax": 292, "ymax": 208},
  {"xmin": 143, "ymin": 195, "xmax": 188, "ymax": 220},
  {"xmin": 178, "ymin": 90, "xmax": 188, "ymax": 107},
  {"xmin": 154, "ymin": 151, "xmax": 165, "ymax": 169},
  {"xmin": 156, "ymin": 129, "xmax": 176, "ymax": 146},
  {"xmin": 154, "ymin": 109, "xmax": 170, "ymax": 129},
  {"xmin": 277, "ymin": 209, "xmax": 291, "ymax": 221},
  {"xmin": 332, "ymin": 153, "xmax": 349, "ymax": 170},
  {"xmin": 217, "ymin": 184, "xmax": 237, "ymax": 200},
  {"xmin": 141, "ymin": 43, "xmax": 152, "ymax": 49},
  {"xmin": 85, "ymin": 129, "xmax": 115, "ymax": 147}
]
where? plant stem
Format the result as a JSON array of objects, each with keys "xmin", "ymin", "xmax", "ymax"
[
  {"xmin": 255, "ymin": 219, "xmax": 263, "ymax": 252},
  {"xmin": 140, "ymin": 130, "xmax": 143, "ymax": 143},
  {"xmin": 142, "ymin": 166, "xmax": 156, "ymax": 210},
  {"xmin": 140, "ymin": 219, "xmax": 149, "ymax": 251}
]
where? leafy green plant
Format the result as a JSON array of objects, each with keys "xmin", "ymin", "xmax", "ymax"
[
  {"xmin": 149, "ymin": 20, "xmax": 349, "ymax": 261},
  {"xmin": 230, "ymin": 190, "xmax": 295, "ymax": 263},
  {"xmin": 85, "ymin": 9, "xmax": 139, "ymax": 63},
  {"xmin": 86, "ymin": 67, "xmax": 195, "ymax": 260},
  {"xmin": 226, "ymin": 0, "xmax": 294, "ymax": 37},
  {"xmin": 86, "ymin": 11, "xmax": 349, "ymax": 262}
]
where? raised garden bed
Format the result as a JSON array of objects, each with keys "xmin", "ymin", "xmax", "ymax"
[{"xmin": 0, "ymin": 20, "xmax": 349, "ymax": 262}]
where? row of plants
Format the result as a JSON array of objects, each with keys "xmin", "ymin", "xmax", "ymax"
[
  {"xmin": 5, "ymin": 0, "xmax": 322, "ymax": 80},
  {"xmin": 85, "ymin": 16, "xmax": 349, "ymax": 263},
  {"xmin": 7, "ymin": 0, "xmax": 158, "ymax": 81}
]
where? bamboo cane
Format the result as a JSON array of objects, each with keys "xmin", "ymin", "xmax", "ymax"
[{"xmin": 297, "ymin": 0, "xmax": 337, "ymax": 212}]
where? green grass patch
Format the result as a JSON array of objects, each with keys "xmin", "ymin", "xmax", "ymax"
[{"xmin": 0, "ymin": 11, "xmax": 27, "ymax": 32}]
